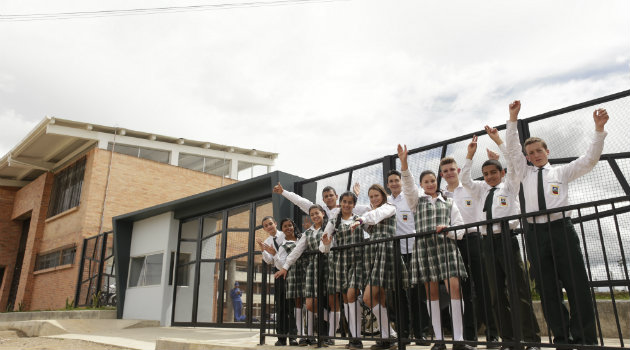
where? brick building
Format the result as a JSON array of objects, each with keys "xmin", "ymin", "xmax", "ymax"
[{"xmin": 0, "ymin": 117, "xmax": 277, "ymax": 312}]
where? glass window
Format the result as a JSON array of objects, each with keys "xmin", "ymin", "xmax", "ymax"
[
  {"xmin": 47, "ymin": 157, "xmax": 86, "ymax": 217},
  {"xmin": 178, "ymin": 153, "xmax": 231, "ymax": 177},
  {"xmin": 34, "ymin": 246, "xmax": 76, "ymax": 271},
  {"xmin": 127, "ymin": 253, "xmax": 164, "ymax": 287},
  {"xmin": 107, "ymin": 143, "xmax": 170, "ymax": 164}
]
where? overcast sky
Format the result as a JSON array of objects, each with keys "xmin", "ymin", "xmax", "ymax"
[{"xmin": 1, "ymin": 0, "xmax": 629, "ymax": 179}]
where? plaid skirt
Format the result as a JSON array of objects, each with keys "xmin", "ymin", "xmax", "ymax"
[
  {"xmin": 304, "ymin": 253, "xmax": 329, "ymax": 298},
  {"xmin": 363, "ymin": 233, "xmax": 408, "ymax": 289},
  {"xmin": 326, "ymin": 246, "xmax": 364, "ymax": 293},
  {"xmin": 411, "ymin": 234, "xmax": 467, "ymax": 284},
  {"xmin": 286, "ymin": 257, "xmax": 307, "ymax": 299}
]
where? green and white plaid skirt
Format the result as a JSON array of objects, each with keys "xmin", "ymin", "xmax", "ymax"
[
  {"xmin": 363, "ymin": 216, "xmax": 408, "ymax": 288},
  {"xmin": 326, "ymin": 216, "xmax": 365, "ymax": 293},
  {"xmin": 411, "ymin": 233, "xmax": 467, "ymax": 284}
]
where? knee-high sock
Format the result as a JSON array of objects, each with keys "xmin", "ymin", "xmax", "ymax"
[
  {"xmin": 329, "ymin": 311, "xmax": 340, "ymax": 337},
  {"xmin": 429, "ymin": 300, "xmax": 443, "ymax": 340},
  {"xmin": 295, "ymin": 307, "xmax": 303, "ymax": 336},
  {"xmin": 343, "ymin": 303, "xmax": 350, "ymax": 333},
  {"xmin": 372, "ymin": 305, "xmax": 395, "ymax": 338},
  {"xmin": 451, "ymin": 299, "xmax": 464, "ymax": 341},
  {"xmin": 348, "ymin": 301, "xmax": 361, "ymax": 338},
  {"xmin": 307, "ymin": 310, "xmax": 314, "ymax": 336}
]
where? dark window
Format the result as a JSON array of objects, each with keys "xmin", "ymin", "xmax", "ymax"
[
  {"xmin": 34, "ymin": 246, "xmax": 76, "ymax": 271},
  {"xmin": 47, "ymin": 158, "xmax": 86, "ymax": 218},
  {"xmin": 169, "ymin": 252, "xmax": 191, "ymax": 286},
  {"xmin": 0, "ymin": 266, "xmax": 5, "ymax": 289}
]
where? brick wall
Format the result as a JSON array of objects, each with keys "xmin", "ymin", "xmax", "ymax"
[
  {"xmin": 26, "ymin": 148, "xmax": 238, "ymax": 310},
  {"xmin": 0, "ymin": 187, "xmax": 21, "ymax": 311}
]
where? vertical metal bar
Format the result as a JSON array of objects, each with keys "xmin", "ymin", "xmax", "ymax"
[
  {"xmin": 607, "ymin": 158, "xmax": 630, "ymax": 196},
  {"xmin": 95, "ymin": 233, "xmax": 108, "ymax": 306},
  {"xmin": 171, "ymin": 220, "xmax": 184, "ymax": 326},
  {"xmin": 217, "ymin": 210, "xmax": 229, "ymax": 324},
  {"xmin": 191, "ymin": 217, "xmax": 203, "ymax": 324},
  {"xmin": 260, "ymin": 260, "xmax": 268, "ymax": 345},
  {"xmin": 393, "ymin": 238, "xmax": 406, "ymax": 350},
  {"xmin": 610, "ymin": 202, "xmax": 628, "ymax": 346},
  {"xmin": 317, "ymin": 251, "xmax": 325, "ymax": 348},
  {"xmin": 246, "ymin": 202, "xmax": 257, "ymax": 326},
  {"xmin": 436, "ymin": 144, "xmax": 449, "ymax": 189},
  {"xmin": 74, "ymin": 238, "xmax": 88, "ymax": 307},
  {"xmin": 347, "ymin": 170, "xmax": 353, "ymax": 192}
]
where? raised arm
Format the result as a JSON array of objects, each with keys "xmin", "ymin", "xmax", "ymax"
[
  {"xmin": 319, "ymin": 220, "xmax": 335, "ymax": 253},
  {"xmin": 461, "ymin": 136, "xmax": 486, "ymax": 199},
  {"xmin": 504, "ymin": 100, "xmax": 528, "ymax": 181},
  {"xmin": 273, "ymin": 245, "xmax": 289, "ymax": 271},
  {"xmin": 351, "ymin": 203, "xmax": 396, "ymax": 229},
  {"xmin": 561, "ymin": 108, "xmax": 609, "ymax": 182},
  {"xmin": 398, "ymin": 144, "xmax": 420, "ymax": 210},
  {"xmin": 274, "ymin": 182, "xmax": 315, "ymax": 214}
]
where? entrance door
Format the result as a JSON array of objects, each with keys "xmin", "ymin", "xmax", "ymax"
[{"xmin": 7, "ymin": 218, "xmax": 30, "ymax": 311}]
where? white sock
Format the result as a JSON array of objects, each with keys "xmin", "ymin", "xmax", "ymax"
[
  {"xmin": 430, "ymin": 300, "xmax": 443, "ymax": 340},
  {"xmin": 348, "ymin": 302, "xmax": 357, "ymax": 338},
  {"xmin": 355, "ymin": 302, "xmax": 363, "ymax": 339},
  {"xmin": 343, "ymin": 302, "xmax": 350, "ymax": 333},
  {"xmin": 295, "ymin": 307, "xmax": 303, "ymax": 336},
  {"xmin": 373, "ymin": 305, "xmax": 394, "ymax": 338},
  {"xmin": 451, "ymin": 299, "xmax": 464, "ymax": 341},
  {"xmin": 307, "ymin": 310, "xmax": 314, "ymax": 336},
  {"xmin": 329, "ymin": 311, "xmax": 340, "ymax": 337},
  {"xmin": 323, "ymin": 309, "xmax": 329, "ymax": 322}
]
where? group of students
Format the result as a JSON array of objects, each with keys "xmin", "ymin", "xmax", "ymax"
[{"xmin": 258, "ymin": 101, "xmax": 610, "ymax": 350}]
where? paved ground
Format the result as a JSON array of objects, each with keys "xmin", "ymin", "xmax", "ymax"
[{"xmin": 0, "ymin": 319, "xmax": 627, "ymax": 350}]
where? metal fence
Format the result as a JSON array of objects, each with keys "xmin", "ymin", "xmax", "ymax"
[
  {"xmin": 75, "ymin": 231, "xmax": 116, "ymax": 308},
  {"xmin": 259, "ymin": 89, "xmax": 630, "ymax": 349}
]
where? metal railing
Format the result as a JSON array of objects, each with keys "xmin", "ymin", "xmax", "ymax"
[
  {"xmin": 259, "ymin": 196, "xmax": 630, "ymax": 349},
  {"xmin": 74, "ymin": 231, "xmax": 116, "ymax": 307}
]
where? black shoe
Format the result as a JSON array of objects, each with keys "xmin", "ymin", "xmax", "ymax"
[
  {"xmin": 370, "ymin": 340, "xmax": 397, "ymax": 350},
  {"xmin": 348, "ymin": 340, "xmax": 363, "ymax": 349},
  {"xmin": 275, "ymin": 339, "xmax": 287, "ymax": 346},
  {"xmin": 525, "ymin": 347, "xmax": 541, "ymax": 350},
  {"xmin": 289, "ymin": 339, "xmax": 299, "ymax": 346},
  {"xmin": 298, "ymin": 339, "xmax": 309, "ymax": 346},
  {"xmin": 452, "ymin": 344, "xmax": 477, "ymax": 350},
  {"xmin": 485, "ymin": 338, "xmax": 500, "ymax": 349},
  {"xmin": 431, "ymin": 344, "xmax": 446, "ymax": 350},
  {"xmin": 498, "ymin": 346, "xmax": 513, "ymax": 350},
  {"xmin": 322, "ymin": 339, "xmax": 335, "ymax": 347},
  {"xmin": 416, "ymin": 336, "xmax": 431, "ymax": 346}
]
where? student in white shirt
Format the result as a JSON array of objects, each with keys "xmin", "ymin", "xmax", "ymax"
[
  {"xmin": 256, "ymin": 216, "xmax": 295, "ymax": 346},
  {"xmin": 439, "ymin": 157, "xmax": 499, "ymax": 346},
  {"xmin": 503, "ymin": 100, "xmax": 608, "ymax": 347},
  {"xmin": 273, "ymin": 183, "xmax": 369, "ymax": 219},
  {"xmin": 462, "ymin": 132, "xmax": 541, "ymax": 350}
]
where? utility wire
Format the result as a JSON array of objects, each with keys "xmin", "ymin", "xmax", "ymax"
[{"xmin": 0, "ymin": 0, "xmax": 346, "ymax": 22}]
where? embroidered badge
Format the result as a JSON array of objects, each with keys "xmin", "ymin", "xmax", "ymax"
[
  {"xmin": 465, "ymin": 200, "xmax": 472, "ymax": 207},
  {"xmin": 402, "ymin": 214, "xmax": 408, "ymax": 221},
  {"xmin": 551, "ymin": 185, "xmax": 559, "ymax": 195},
  {"xmin": 499, "ymin": 196, "xmax": 508, "ymax": 206}
]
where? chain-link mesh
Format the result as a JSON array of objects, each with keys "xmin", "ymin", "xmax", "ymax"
[
  {"xmin": 350, "ymin": 162, "xmax": 384, "ymax": 206},
  {"xmin": 397, "ymin": 146, "xmax": 443, "ymax": 181},
  {"xmin": 444, "ymin": 129, "xmax": 508, "ymax": 181}
]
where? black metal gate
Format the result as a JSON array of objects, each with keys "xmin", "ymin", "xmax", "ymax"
[{"xmin": 74, "ymin": 231, "xmax": 116, "ymax": 307}]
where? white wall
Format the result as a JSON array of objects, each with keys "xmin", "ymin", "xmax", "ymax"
[{"xmin": 123, "ymin": 212, "xmax": 173, "ymax": 322}]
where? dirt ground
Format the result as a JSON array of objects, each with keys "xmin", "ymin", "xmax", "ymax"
[{"xmin": 0, "ymin": 336, "xmax": 133, "ymax": 350}]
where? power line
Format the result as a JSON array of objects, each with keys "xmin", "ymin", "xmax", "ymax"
[{"xmin": 0, "ymin": 0, "xmax": 346, "ymax": 22}]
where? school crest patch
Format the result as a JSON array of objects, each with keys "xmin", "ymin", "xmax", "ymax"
[
  {"xmin": 402, "ymin": 214, "xmax": 408, "ymax": 221},
  {"xmin": 551, "ymin": 185, "xmax": 560, "ymax": 195},
  {"xmin": 465, "ymin": 200, "xmax": 472, "ymax": 207},
  {"xmin": 499, "ymin": 196, "xmax": 508, "ymax": 206}
]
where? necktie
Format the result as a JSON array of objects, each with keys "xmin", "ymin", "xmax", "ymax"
[
  {"xmin": 537, "ymin": 167, "xmax": 547, "ymax": 211},
  {"xmin": 483, "ymin": 187, "xmax": 497, "ymax": 234},
  {"xmin": 272, "ymin": 236, "xmax": 279, "ymax": 250}
]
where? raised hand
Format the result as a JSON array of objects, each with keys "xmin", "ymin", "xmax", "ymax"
[
  {"xmin": 397, "ymin": 144, "xmax": 409, "ymax": 171},
  {"xmin": 352, "ymin": 182, "xmax": 361, "ymax": 196},
  {"xmin": 593, "ymin": 108, "xmax": 609, "ymax": 132},
  {"xmin": 466, "ymin": 135, "xmax": 478, "ymax": 160},
  {"xmin": 321, "ymin": 233, "xmax": 332, "ymax": 246},
  {"xmin": 486, "ymin": 148, "xmax": 500, "ymax": 160},
  {"xmin": 350, "ymin": 220, "xmax": 361, "ymax": 230},
  {"xmin": 509, "ymin": 100, "xmax": 521, "ymax": 121},
  {"xmin": 272, "ymin": 182, "xmax": 284, "ymax": 194},
  {"xmin": 485, "ymin": 125, "xmax": 503, "ymax": 145},
  {"xmin": 436, "ymin": 225, "xmax": 447, "ymax": 233}
]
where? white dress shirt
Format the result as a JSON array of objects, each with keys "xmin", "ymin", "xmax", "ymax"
[
  {"xmin": 262, "ymin": 231, "xmax": 286, "ymax": 265},
  {"xmin": 401, "ymin": 169, "xmax": 465, "ymax": 240},
  {"xmin": 281, "ymin": 190, "xmax": 370, "ymax": 218},
  {"xmin": 281, "ymin": 224, "xmax": 323, "ymax": 270},
  {"xmin": 461, "ymin": 154, "xmax": 521, "ymax": 235},
  {"xmin": 442, "ymin": 184, "xmax": 481, "ymax": 234},
  {"xmin": 273, "ymin": 239, "xmax": 297, "ymax": 271},
  {"xmin": 318, "ymin": 216, "xmax": 356, "ymax": 253},
  {"xmin": 504, "ymin": 120, "xmax": 608, "ymax": 223},
  {"xmin": 387, "ymin": 192, "xmax": 416, "ymax": 254}
]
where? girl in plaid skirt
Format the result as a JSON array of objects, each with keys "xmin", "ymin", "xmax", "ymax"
[
  {"xmin": 320, "ymin": 191, "xmax": 365, "ymax": 350},
  {"xmin": 275, "ymin": 205, "xmax": 331, "ymax": 346},
  {"xmin": 271, "ymin": 219, "xmax": 306, "ymax": 343},
  {"xmin": 351, "ymin": 184, "xmax": 402, "ymax": 350},
  {"xmin": 397, "ymin": 144, "xmax": 474, "ymax": 350}
]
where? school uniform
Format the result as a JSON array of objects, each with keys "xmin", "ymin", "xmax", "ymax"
[
  {"xmin": 388, "ymin": 192, "xmax": 432, "ymax": 341},
  {"xmin": 401, "ymin": 170, "xmax": 467, "ymax": 284},
  {"xmin": 283, "ymin": 226, "xmax": 328, "ymax": 298},
  {"xmin": 357, "ymin": 203, "xmax": 403, "ymax": 289},
  {"xmin": 443, "ymin": 185, "xmax": 498, "ymax": 342},
  {"xmin": 461, "ymin": 156, "xmax": 540, "ymax": 343},
  {"xmin": 262, "ymin": 231, "xmax": 295, "ymax": 343},
  {"xmin": 281, "ymin": 190, "xmax": 371, "ymax": 218},
  {"xmin": 319, "ymin": 215, "xmax": 365, "ymax": 293},
  {"xmin": 274, "ymin": 239, "xmax": 306, "ymax": 299},
  {"xmin": 504, "ymin": 120, "xmax": 603, "ymax": 345}
]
